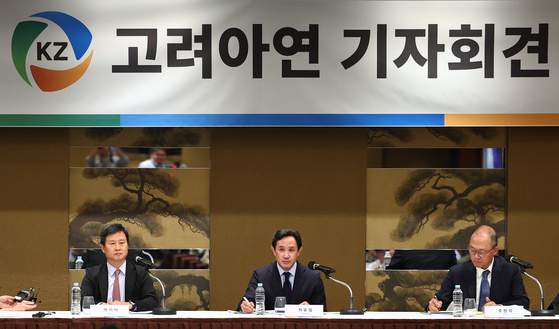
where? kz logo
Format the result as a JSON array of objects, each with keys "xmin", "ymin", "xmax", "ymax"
[{"xmin": 12, "ymin": 11, "xmax": 93, "ymax": 92}]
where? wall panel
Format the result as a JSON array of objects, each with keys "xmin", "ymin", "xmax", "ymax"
[
  {"xmin": 508, "ymin": 127, "xmax": 559, "ymax": 310},
  {"xmin": 210, "ymin": 128, "xmax": 367, "ymax": 312},
  {"xmin": 0, "ymin": 128, "xmax": 69, "ymax": 310}
]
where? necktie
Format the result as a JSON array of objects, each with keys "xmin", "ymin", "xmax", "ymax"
[
  {"xmin": 478, "ymin": 270, "xmax": 490, "ymax": 311},
  {"xmin": 113, "ymin": 269, "xmax": 121, "ymax": 302},
  {"xmin": 283, "ymin": 272, "xmax": 292, "ymax": 303}
]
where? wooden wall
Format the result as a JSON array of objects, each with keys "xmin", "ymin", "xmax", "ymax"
[
  {"xmin": 0, "ymin": 128, "xmax": 69, "ymax": 309},
  {"xmin": 0, "ymin": 126, "xmax": 557, "ymax": 311},
  {"xmin": 210, "ymin": 128, "xmax": 366, "ymax": 312},
  {"xmin": 508, "ymin": 127, "xmax": 559, "ymax": 309}
]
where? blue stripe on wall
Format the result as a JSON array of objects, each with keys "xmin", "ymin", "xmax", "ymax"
[{"xmin": 121, "ymin": 114, "xmax": 444, "ymax": 127}]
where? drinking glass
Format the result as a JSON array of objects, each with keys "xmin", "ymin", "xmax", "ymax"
[
  {"xmin": 274, "ymin": 296, "xmax": 286, "ymax": 315},
  {"xmin": 82, "ymin": 296, "xmax": 95, "ymax": 316},
  {"xmin": 464, "ymin": 298, "xmax": 476, "ymax": 317}
]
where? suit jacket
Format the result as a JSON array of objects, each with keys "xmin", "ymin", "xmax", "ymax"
[
  {"xmin": 81, "ymin": 261, "xmax": 159, "ymax": 311},
  {"xmin": 238, "ymin": 261, "xmax": 327, "ymax": 311},
  {"xmin": 433, "ymin": 255, "xmax": 529, "ymax": 310}
]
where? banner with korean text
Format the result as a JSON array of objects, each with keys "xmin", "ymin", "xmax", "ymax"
[{"xmin": 0, "ymin": 0, "xmax": 557, "ymax": 126}]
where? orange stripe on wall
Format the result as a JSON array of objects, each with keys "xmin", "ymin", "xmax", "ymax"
[{"xmin": 445, "ymin": 114, "xmax": 559, "ymax": 126}]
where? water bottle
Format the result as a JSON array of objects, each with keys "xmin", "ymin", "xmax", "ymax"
[
  {"xmin": 255, "ymin": 283, "xmax": 265, "ymax": 315},
  {"xmin": 71, "ymin": 282, "xmax": 81, "ymax": 315},
  {"xmin": 75, "ymin": 256, "xmax": 84, "ymax": 269},
  {"xmin": 453, "ymin": 285, "xmax": 463, "ymax": 317},
  {"xmin": 383, "ymin": 251, "xmax": 392, "ymax": 270}
]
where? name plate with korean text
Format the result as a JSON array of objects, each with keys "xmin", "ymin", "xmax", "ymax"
[
  {"xmin": 484, "ymin": 305, "xmax": 525, "ymax": 318},
  {"xmin": 285, "ymin": 304, "xmax": 324, "ymax": 317},
  {"xmin": 90, "ymin": 304, "xmax": 129, "ymax": 317}
]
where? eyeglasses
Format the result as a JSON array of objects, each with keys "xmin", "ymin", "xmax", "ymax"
[{"xmin": 468, "ymin": 246, "xmax": 496, "ymax": 258}]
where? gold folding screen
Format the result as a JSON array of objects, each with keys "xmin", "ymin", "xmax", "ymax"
[
  {"xmin": 365, "ymin": 127, "xmax": 507, "ymax": 311},
  {"xmin": 68, "ymin": 127, "xmax": 211, "ymax": 310}
]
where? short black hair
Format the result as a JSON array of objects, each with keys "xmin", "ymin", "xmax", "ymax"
[
  {"xmin": 100, "ymin": 223, "xmax": 129, "ymax": 245},
  {"xmin": 272, "ymin": 229, "xmax": 302, "ymax": 250},
  {"xmin": 149, "ymin": 148, "xmax": 165, "ymax": 154}
]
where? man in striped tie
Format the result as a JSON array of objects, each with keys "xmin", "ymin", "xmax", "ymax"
[
  {"xmin": 427, "ymin": 225, "xmax": 529, "ymax": 312},
  {"xmin": 81, "ymin": 224, "xmax": 159, "ymax": 312}
]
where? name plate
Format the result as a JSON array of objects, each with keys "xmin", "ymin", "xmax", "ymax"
[
  {"xmin": 484, "ymin": 305, "xmax": 524, "ymax": 318},
  {"xmin": 285, "ymin": 304, "xmax": 323, "ymax": 317},
  {"xmin": 90, "ymin": 304, "xmax": 129, "ymax": 317}
]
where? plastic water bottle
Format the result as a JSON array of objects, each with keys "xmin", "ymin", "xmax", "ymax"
[
  {"xmin": 255, "ymin": 283, "xmax": 265, "ymax": 315},
  {"xmin": 453, "ymin": 285, "xmax": 463, "ymax": 317},
  {"xmin": 75, "ymin": 256, "xmax": 84, "ymax": 269},
  {"xmin": 71, "ymin": 282, "xmax": 81, "ymax": 315},
  {"xmin": 383, "ymin": 251, "xmax": 392, "ymax": 270}
]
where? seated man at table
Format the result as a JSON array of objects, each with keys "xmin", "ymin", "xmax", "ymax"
[
  {"xmin": 238, "ymin": 229, "xmax": 327, "ymax": 313},
  {"xmin": 427, "ymin": 225, "xmax": 529, "ymax": 312},
  {"xmin": 81, "ymin": 224, "xmax": 159, "ymax": 312}
]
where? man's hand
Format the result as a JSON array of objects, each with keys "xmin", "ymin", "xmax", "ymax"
[
  {"xmin": 241, "ymin": 300, "xmax": 255, "ymax": 314},
  {"xmin": 299, "ymin": 301, "xmax": 310, "ymax": 306},
  {"xmin": 482, "ymin": 297, "xmax": 498, "ymax": 311},
  {"xmin": 428, "ymin": 298, "xmax": 442, "ymax": 312}
]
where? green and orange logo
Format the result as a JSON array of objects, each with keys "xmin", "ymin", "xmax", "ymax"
[{"xmin": 11, "ymin": 11, "xmax": 93, "ymax": 92}]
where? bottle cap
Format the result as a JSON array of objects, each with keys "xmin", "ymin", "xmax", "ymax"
[
  {"xmin": 74, "ymin": 282, "xmax": 79, "ymax": 286},
  {"xmin": 455, "ymin": 284, "xmax": 460, "ymax": 288},
  {"xmin": 77, "ymin": 256, "xmax": 82, "ymax": 259},
  {"xmin": 257, "ymin": 283, "xmax": 263, "ymax": 287}
]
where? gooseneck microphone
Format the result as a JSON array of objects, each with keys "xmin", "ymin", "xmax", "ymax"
[
  {"xmin": 135, "ymin": 255, "xmax": 176, "ymax": 315},
  {"xmin": 308, "ymin": 261, "xmax": 336, "ymax": 274},
  {"xmin": 505, "ymin": 255, "xmax": 553, "ymax": 316},
  {"xmin": 135, "ymin": 256, "xmax": 157, "ymax": 269},
  {"xmin": 308, "ymin": 261, "xmax": 363, "ymax": 315},
  {"xmin": 505, "ymin": 255, "xmax": 533, "ymax": 269}
]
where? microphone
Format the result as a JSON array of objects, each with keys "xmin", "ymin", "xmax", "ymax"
[
  {"xmin": 308, "ymin": 261, "xmax": 336, "ymax": 274},
  {"xmin": 135, "ymin": 256, "xmax": 157, "ymax": 269},
  {"xmin": 505, "ymin": 255, "xmax": 533, "ymax": 269},
  {"xmin": 135, "ymin": 256, "xmax": 176, "ymax": 315},
  {"xmin": 308, "ymin": 261, "xmax": 363, "ymax": 315}
]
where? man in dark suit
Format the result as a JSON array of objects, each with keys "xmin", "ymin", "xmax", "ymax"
[
  {"xmin": 428, "ymin": 225, "xmax": 529, "ymax": 312},
  {"xmin": 238, "ymin": 229, "xmax": 327, "ymax": 313},
  {"xmin": 81, "ymin": 224, "xmax": 159, "ymax": 312}
]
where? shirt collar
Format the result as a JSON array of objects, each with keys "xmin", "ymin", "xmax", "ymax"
[
  {"xmin": 475, "ymin": 257, "xmax": 494, "ymax": 277},
  {"xmin": 276, "ymin": 261, "xmax": 297, "ymax": 277},
  {"xmin": 107, "ymin": 261, "xmax": 126, "ymax": 276}
]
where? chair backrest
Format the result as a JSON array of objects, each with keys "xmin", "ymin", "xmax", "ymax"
[{"xmin": 546, "ymin": 292, "xmax": 559, "ymax": 314}]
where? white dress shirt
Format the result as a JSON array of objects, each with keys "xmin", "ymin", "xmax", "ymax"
[{"xmin": 107, "ymin": 261, "xmax": 126, "ymax": 303}]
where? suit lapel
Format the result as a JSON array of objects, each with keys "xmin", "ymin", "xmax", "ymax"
[
  {"xmin": 100, "ymin": 263, "xmax": 109, "ymax": 302},
  {"xmin": 270, "ymin": 263, "xmax": 284, "ymax": 299},
  {"xmin": 465, "ymin": 261, "xmax": 477, "ymax": 298},
  {"xmin": 124, "ymin": 262, "xmax": 135, "ymax": 301},
  {"xmin": 489, "ymin": 256, "xmax": 501, "ymax": 300}
]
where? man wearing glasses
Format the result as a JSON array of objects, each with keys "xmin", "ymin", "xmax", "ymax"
[{"xmin": 427, "ymin": 225, "xmax": 529, "ymax": 312}]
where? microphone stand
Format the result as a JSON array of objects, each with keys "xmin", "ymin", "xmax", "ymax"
[
  {"xmin": 520, "ymin": 268, "xmax": 555, "ymax": 316},
  {"xmin": 148, "ymin": 272, "xmax": 177, "ymax": 315},
  {"xmin": 325, "ymin": 274, "xmax": 364, "ymax": 315}
]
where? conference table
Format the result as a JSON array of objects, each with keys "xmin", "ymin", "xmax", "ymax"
[{"xmin": 1, "ymin": 311, "xmax": 557, "ymax": 329}]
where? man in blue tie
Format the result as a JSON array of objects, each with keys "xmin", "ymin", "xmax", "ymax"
[
  {"xmin": 428, "ymin": 225, "xmax": 529, "ymax": 312},
  {"xmin": 238, "ymin": 229, "xmax": 327, "ymax": 313}
]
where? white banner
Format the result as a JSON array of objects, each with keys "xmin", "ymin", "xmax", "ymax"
[{"xmin": 0, "ymin": 1, "xmax": 557, "ymax": 126}]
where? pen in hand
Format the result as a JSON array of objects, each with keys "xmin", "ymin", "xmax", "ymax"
[
  {"xmin": 434, "ymin": 295, "xmax": 441, "ymax": 311},
  {"xmin": 243, "ymin": 297, "xmax": 254, "ymax": 310}
]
